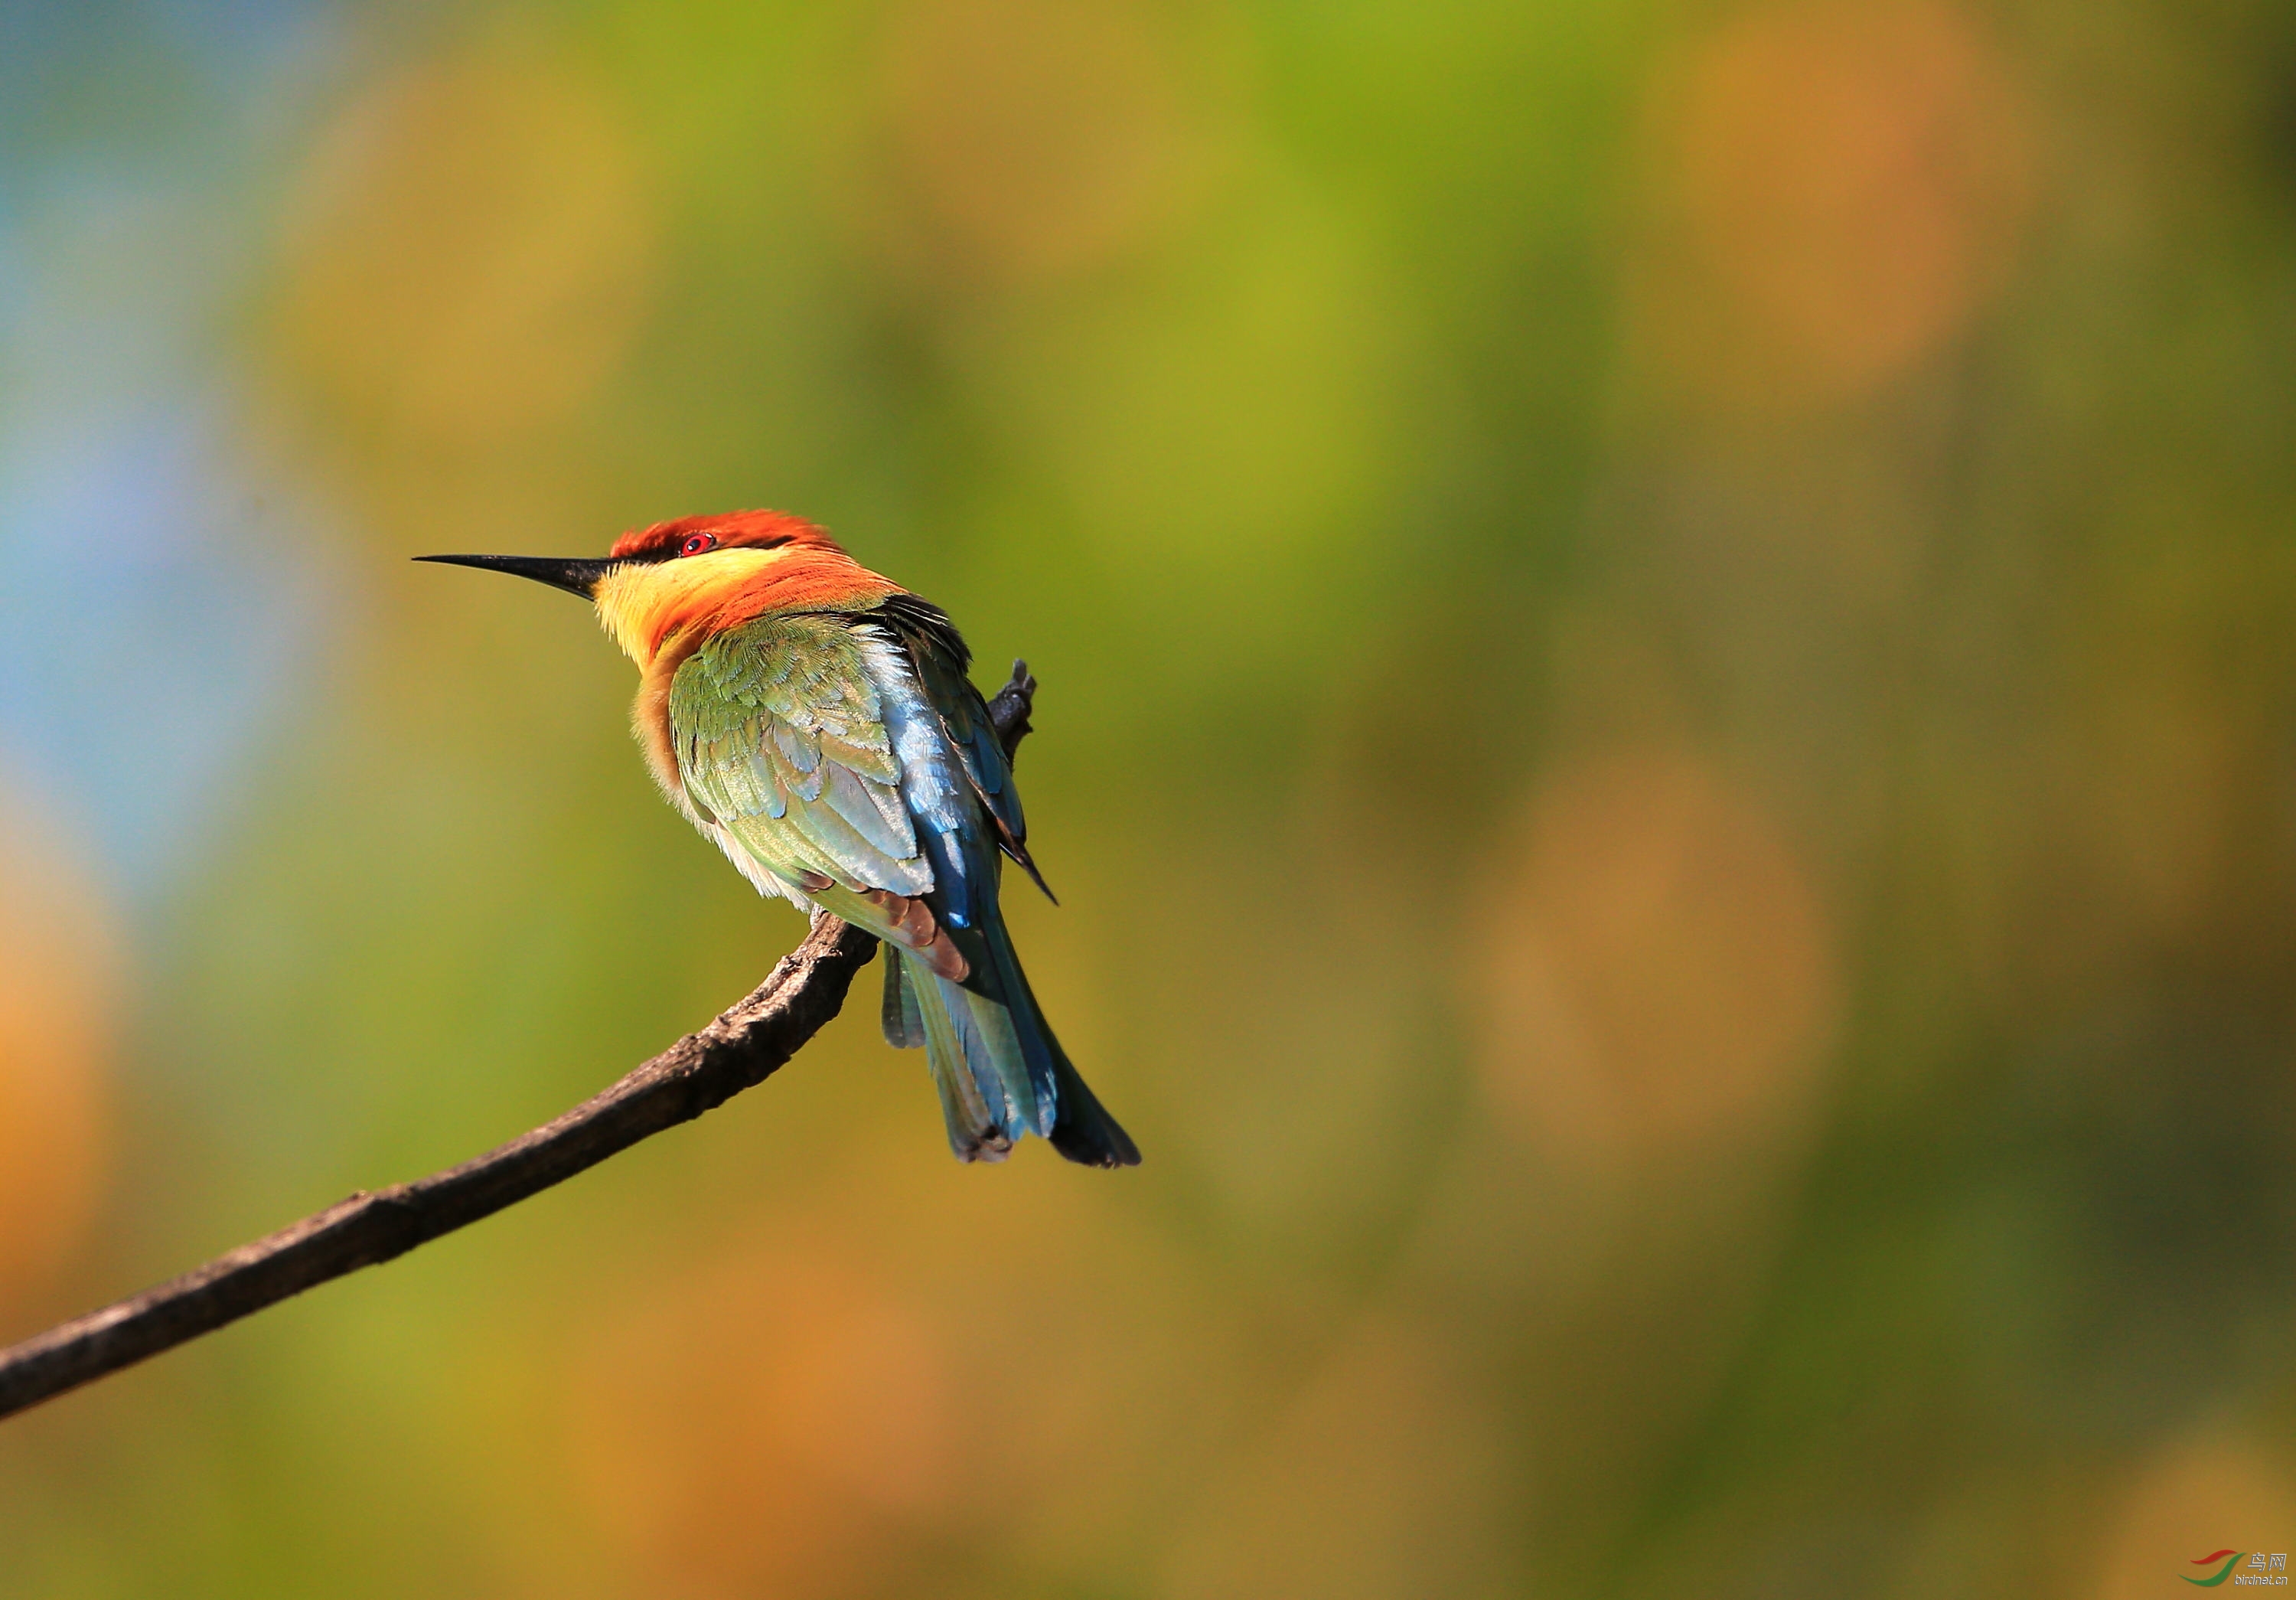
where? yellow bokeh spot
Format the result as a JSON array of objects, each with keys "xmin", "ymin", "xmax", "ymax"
[
  {"xmin": 570, "ymin": 1227, "xmax": 956, "ymax": 1600},
  {"xmin": 1475, "ymin": 746, "xmax": 1838, "ymax": 1175},
  {"xmin": 0, "ymin": 789, "xmax": 117, "ymax": 1317},
  {"xmin": 2088, "ymin": 1433, "xmax": 2296, "ymax": 1600},
  {"xmin": 566, "ymin": 1154, "xmax": 1224, "ymax": 1595},
  {"xmin": 868, "ymin": 0, "xmax": 1210, "ymax": 288},
  {"xmin": 1631, "ymin": 1, "xmax": 2033, "ymax": 408},
  {"xmin": 276, "ymin": 38, "xmax": 659, "ymax": 442},
  {"xmin": 1160, "ymin": 1314, "xmax": 1518, "ymax": 1600}
]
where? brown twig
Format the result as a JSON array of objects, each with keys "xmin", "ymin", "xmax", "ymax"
[{"xmin": 0, "ymin": 659, "xmax": 1042, "ymax": 1422}]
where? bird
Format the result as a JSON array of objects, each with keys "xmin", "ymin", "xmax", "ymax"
[{"xmin": 419, "ymin": 510, "xmax": 1139, "ymax": 1168}]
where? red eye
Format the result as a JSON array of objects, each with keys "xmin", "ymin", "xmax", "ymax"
[{"xmin": 678, "ymin": 532, "xmax": 718, "ymax": 557}]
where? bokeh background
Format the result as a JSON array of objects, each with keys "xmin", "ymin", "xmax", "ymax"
[{"xmin": 2, "ymin": 0, "xmax": 2294, "ymax": 1594}]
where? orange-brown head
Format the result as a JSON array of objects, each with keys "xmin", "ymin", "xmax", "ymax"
[
  {"xmin": 606, "ymin": 508, "xmax": 841, "ymax": 563},
  {"xmin": 418, "ymin": 509, "xmax": 902, "ymax": 668}
]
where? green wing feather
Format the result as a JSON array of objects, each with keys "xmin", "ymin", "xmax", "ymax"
[
  {"xmin": 671, "ymin": 615, "xmax": 928, "ymax": 900},
  {"xmin": 670, "ymin": 606, "xmax": 1137, "ymax": 1167}
]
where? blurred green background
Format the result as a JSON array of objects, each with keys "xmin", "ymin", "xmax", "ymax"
[{"xmin": 2, "ymin": 0, "xmax": 2294, "ymax": 1595}]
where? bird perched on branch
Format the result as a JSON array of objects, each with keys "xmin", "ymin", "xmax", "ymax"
[{"xmin": 420, "ymin": 511, "xmax": 1138, "ymax": 1167}]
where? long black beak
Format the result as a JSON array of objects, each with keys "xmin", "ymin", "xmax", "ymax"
[{"xmin": 414, "ymin": 553, "xmax": 613, "ymax": 599}]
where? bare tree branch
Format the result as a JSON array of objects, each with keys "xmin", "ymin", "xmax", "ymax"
[{"xmin": 0, "ymin": 659, "xmax": 1044, "ymax": 1422}]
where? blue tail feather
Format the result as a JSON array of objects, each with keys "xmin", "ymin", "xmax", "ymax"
[
  {"xmin": 886, "ymin": 912, "xmax": 1137, "ymax": 1167},
  {"xmin": 899, "ymin": 948, "xmax": 1009, "ymax": 1161}
]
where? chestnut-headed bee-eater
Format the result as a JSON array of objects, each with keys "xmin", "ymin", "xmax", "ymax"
[{"xmin": 420, "ymin": 511, "xmax": 1139, "ymax": 1167}]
